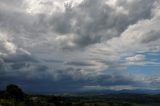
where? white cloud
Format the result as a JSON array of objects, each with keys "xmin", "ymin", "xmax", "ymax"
[
  {"xmin": 105, "ymin": 0, "xmax": 117, "ymax": 8},
  {"xmin": 126, "ymin": 54, "xmax": 145, "ymax": 62}
]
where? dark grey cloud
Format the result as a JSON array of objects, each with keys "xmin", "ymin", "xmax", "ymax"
[
  {"xmin": 0, "ymin": 53, "xmax": 157, "ymax": 92},
  {"xmin": 0, "ymin": 59, "xmax": 6, "ymax": 72},
  {"xmin": 0, "ymin": 0, "xmax": 155, "ymax": 49},
  {"xmin": 65, "ymin": 61, "xmax": 94, "ymax": 66},
  {"xmin": 48, "ymin": 0, "xmax": 154, "ymax": 49},
  {"xmin": 0, "ymin": 67, "xmax": 146, "ymax": 92},
  {"xmin": 2, "ymin": 54, "xmax": 37, "ymax": 63},
  {"xmin": 11, "ymin": 63, "xmax": 28, "ymax": 70}
]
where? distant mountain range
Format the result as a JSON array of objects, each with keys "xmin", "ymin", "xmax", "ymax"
[
  {"xmin": 11, "ymin": 89, "xmax": 160, "ymax": 96},
  {"xmin": 50, "ymin": 89, "xmax": 160, "ymax": 96}
]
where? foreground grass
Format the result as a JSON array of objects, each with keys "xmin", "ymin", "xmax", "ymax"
[{"xmin": 0, "ymin": 98, "xmax": 157, "ymax": 106}]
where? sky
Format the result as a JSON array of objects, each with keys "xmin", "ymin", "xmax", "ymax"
[{"xmin": 0, "ymin": 0, "xmax": 160, "ymax": 93}]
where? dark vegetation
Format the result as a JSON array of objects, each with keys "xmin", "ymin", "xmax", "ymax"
[{"xmin": 0, "ymin": 84, "xmax": 160, "ymax": 106}]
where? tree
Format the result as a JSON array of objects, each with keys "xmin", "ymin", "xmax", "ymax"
[{"xmin": 6, "ymin": 84, "xmax": 24, "ymax": 100}]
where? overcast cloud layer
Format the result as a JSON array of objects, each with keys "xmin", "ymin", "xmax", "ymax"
[{"xmin": 0, "ymin": 0, "xmax": 160, "ymax": 92}]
